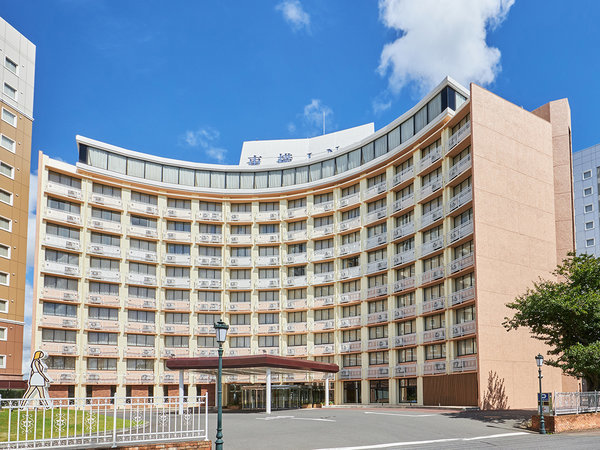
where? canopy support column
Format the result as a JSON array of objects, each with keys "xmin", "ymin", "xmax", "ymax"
[
  {"xmin": 325, "ymin": 377, "xmax": 330, "ymax": 407},
  {"xmin": 266, "ymin": 368, "xmax": 272, "ymax": 414},
  {"xmin": 179, "ymin": 370, "xmax": 184, "ymax": 415}
]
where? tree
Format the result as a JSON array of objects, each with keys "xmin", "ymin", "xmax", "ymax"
[{"xmin": 504, "ymin": 253, "xmax": 600, "ymax": 390}]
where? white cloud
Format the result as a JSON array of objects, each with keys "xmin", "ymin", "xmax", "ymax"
[
  {"xmin": 26, "ymin": 172, "xmax": 38, "ymax": 269},
  {"xmin": 180, "ymin": 127, "xmax": 228, "ymax": 162},
  {"xmin": 276, "ymin": 0, "xmax": 311, "ymax": 32},
  {"xmin": 377, "ymin": 0, "xmax": 515, "ymax": 94},
  {"xmin": 372, "ymin": 97, "xmax": 392, "ymax": 114}
]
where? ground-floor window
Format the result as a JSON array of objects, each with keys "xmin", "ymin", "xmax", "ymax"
[
  {"xmin": 343, "ymin": 381, "xmax": 361, "ymax": 403},
  {"xmin": 399, "ymin": 378, "xmax": 417, "ymax": 403},
  {"xmin": 370, "ymin": 380, "xmax": 389, "ymax": 403}
]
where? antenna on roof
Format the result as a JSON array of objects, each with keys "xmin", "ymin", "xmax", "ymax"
[{"xmin": 323, "ymin": 111, "xmax": 325, "ymax": 135}]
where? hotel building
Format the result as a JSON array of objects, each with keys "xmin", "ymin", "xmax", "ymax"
[
  {"xmin": 32, "ymin": 78, "xmax": 577, "ymax": 408},
  {"xmin": 573, "ymin": 144, "xmax": 600, "ymax": 256},
  {"xmin": 0, "ymin": 17, "xmax": 35, "ymax": 386}
]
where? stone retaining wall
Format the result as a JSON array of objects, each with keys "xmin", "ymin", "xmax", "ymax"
[{"xmin": 531, "ymin": 413, "xmax": 600, "ymax": 433}]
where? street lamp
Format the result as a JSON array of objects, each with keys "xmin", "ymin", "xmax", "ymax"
[
  {"xmin": 535, "ymin": 353, "xmax": 546, "ymax": 434},
  {"xmin": 214, "ymin": 319, "xmax": 229, "ymax": 449}
]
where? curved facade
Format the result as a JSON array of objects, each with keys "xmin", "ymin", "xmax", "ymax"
[{"xmin": 32, "ymin": 78, "xmax": 577, "ymax": 407}]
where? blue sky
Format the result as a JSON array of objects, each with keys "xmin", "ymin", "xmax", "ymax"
[{"xmin": 3, "ymin": 0, "xmax": 600, "ymax": 369}]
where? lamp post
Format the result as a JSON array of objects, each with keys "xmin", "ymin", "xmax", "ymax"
[
  {"xmin": 535, "ymin": 353, "xmax": 546, "ymax": 434},
  {"xmin": 214, "ymin": 319, "xmax": 229, "ymax": 449}
]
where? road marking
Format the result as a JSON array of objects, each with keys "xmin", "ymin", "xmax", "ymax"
[
  {"xmin": 313, "ymin": 431, "xmax": 529, "ymax": 449},
  {"xmin": 364, "ymin": 411, "xmax": 436, "ymax": 417},
  {"xmin": 257, "ymin": 415, "xmax": 336, "ymax": 422}
]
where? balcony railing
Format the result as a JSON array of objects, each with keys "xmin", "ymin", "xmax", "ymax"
[
  {"xmin": 164, "ymin": 230, "xmax": 192, "ymax": 243},
  {"xmin": 257, "ymin": 256, "xmax": 280, "ymax": 266},
  {"xmin": 420, "ymin": 206, "xmax": 444, "ymax": 229},
  {"xmin": 312, "ymin": 248, "xmax": 335, "ymax": 262},
  {"xmin": 449, "ymin": 253, "xmax": 474, "ymax": 273},
  {"xmin": 313, "ymin": 272, "xmax": 335, "ymax": 284},
  {"xmin": 162, "ymin": 324, "xmax": 191, "ymax": 335},
  {"xmin": 450, "ymin": 356, "xmax": 478, "ymax": 373},
  {"xmin": 338, "ymin": 217, "xmax": 361, "ymax": 233},
  {"xmin": 125, "ymin": 322, "xmax": 156, "ymax": 334},
  {"xmin": 367, "ymin": 259, "xmax": 388, "ymax": 275},
  {"xmin": 313, "ymin": 319, "xmax": 334, "ymax": 331},
  {"xmin": 128, "ymin": 248, "xmax": 157, "ymax": 263},
  {"xmin": 448, "ymin": 187, "xmax": 472, "ymax": 212},
  {"xmin": 88, "ymin": 218, "xmax": 123, "ymax": 234},
  {"xmin": 393, "ymin": 195, "xmax": 414, "ymax": 214},
  {"xmin": 392, "ymin": 249, "xmax": 415, "ymax": 267},
  {"xmin": 312, "ymin": 225, "xmax": 334, "ymax": 238},
  {"xmin": 164, "ymin": 254, "xmax": 191, "ymax": 265},
  {"xmin": 89, "ymin": 192, "xmax": 122, "ymax": 209},
  {"xmin": 124, "ymin": 372, "xmax": 155, "ymax": 384},
  {"xmin": 47, "ymin": 370, "xmax": 77, "ymax": 384},
  {"xmin": 448, "ymin": 220, "xmax": 473, "ymax": 243},
  {"xmin": 418, "ymin": 177, "xmax": 443, "ymax": 200},
  {"xmin": 393, "ymin": 333, "xmax": 417, "ymax": 348},
  {"xmin": 285, "ymin": 252, "xmax": 307, "ymax": 264},
  {"xmin": 367, "ymin": 338, "xmax": 389, "ymax": 350},
  {"xmin": 229, "ymin": 212, "xmax": 253, "ymax": 222},
  {"xmin": 422, "ymin": 360, "xmax": 447, "ymax": 376},
  {"xmin": 86, "ymin": 319, "xmax": 120, "ymax": 332},
  {"xmin": 163, "ymin": 277, "xmax": 191, "ymax": 289},
  {"xmin": 451, "ymin": 320, "xmax": 476, "ymax": 338},
  {"xmin": 163, "ymin": 299, "xmax": 190, "ymax": 311},
  {"xmin": 45, "ymin": 208, "xmax": 81, "ymax": 225},
  {"xmin": 338, "ymin": 316, "xmax": 361, "ymax": 328},
  {"xmin": 367, "ymin": 366, "xmax": 390, "ymax": 379},
  {"xmin": 88, "ymin": 294, "xmax": 120, "ymax": 307},
  {"xmin": 128, "ymin": 273, "xmax": 157, "ymax": 286},
  {"xmin": 447, "ymin": 154, "xmax": 471, "ymax": 182},
  {"xmin": 339, "ymin": 368, "xmax": 362, "ymax": 379},
  {"xmin": 393, "ymin": 277, "xmax": 415, "ymax": 293},
  {"xmin": 392, "ymin": 305, "xmax": 416, "ymax": 320},
  {"xmin": 128, "ymin": 225, "xmax": 158, "ymax": 239},
  {"xmin": 339, "ymin": 266, "xmax": 361, "ymax": 280},
  {"xmin": 40, "ymin": 342, "xmax": 77, "ymax": 356},
  {"xmin": 88, "ymin": 243, "xmax": 121, "ymax": 258},
  {"xmin": 44, "ymin": 234, "xmax": 80, "ymax": 252},
  {"xmin": 339, "ymin": 290, "xmax": 361, "ymax": 304},
  {"xmin": 256, "ymin": 233, "xmax": 280, "ymax": 244},
  {"xmin": 285, "ymin": 322, "xmax": 308, "ymax": 333},
  {"xmin": 257, "ymin": 301, "xmax": 280, "ymax": 311},
  {"xmin": 228, "ymin": 256, "xmax": 252, "ymax": 267},
  {"xmin": 366, "ymin": 233, "xmax": 387, "ymax": 250},
  {"xmin": 255, "ymin": 324, "xmax": 280, "ymax": 334},
  {"xmin": 126, "ymin": 297, "xmax": 156, "ymax": 310},
  {"xmin": 196, "ymin": 279, "xmax": 222, "ymax": 289},
  {"xmin": 197, "ymin": 256, "xmax": 222, "ymax": 266},
  {"xmin": 195, "ymin": 301, "xmax": 222, "ymax": 312},
  {"xmin": 285, "ymin": 230, "xmax": 308, "ymax": 242},
  {"xmin": 393, "ymin": 166, "xmax": 414, "ymax": 186},
  {"xmin": 394, "ymin": 363, "xmax": 417, "ymax": 377},
  {"xmin": 162, "ymin": 348, "xmax": 190, "ymax": 358},
  {"xmin": 257, "ymin": 348, "xmax": 280, "ymax": 357},
  {"xmin": 313, "ymin": 295, "xmax": 334, "ymax": 308},
  {"xmin": 285, "ymin": 276, "xmax": 308, "ymax": 288},
  {"xmin": 339, "ymin": 342, "xmax": 362, "ymax": 353},
  {"xmin": 42, "ymin": 261, "xmax": 80, "ymax": 277},
  {"xmin": 228, "ymin": 234, "xmax": 252, "ymax": 245},
  {"xmin": 87, "ymin": 345, "xmax": 119, "ymax": 357},
  {"xmin": 421, "ymin": 328, "xmax": 446, "ymax": 343},
  {"xmin": 229, "ymin": 324, "xmax": 252, "ymax": 335},
  {"xmin": 46, "ymin": 181, "xmax": 82, "ymax": 200},
  {"xmin": 447, "ymin": 121, "xmax": 471, "ymax": 152},
  {"xmin": 363, "ymin": 181, "xmax": 387, "ymax": 200},
  {"xmin": 195, "ymin": 349, "xmax": 219, "ymax": 358},
  {"xmin": 196, "ymin": 324, "xmax": 214, "ymax": 335},
  {"xmin": 88, "ymin": 268, "xmax": 120, "ymax": 283},
  {"xmin": 285, "ymin": 298, "xmax": 308, "ymax": 309},
  {"xmin": 129, "ymin": 201, "xmax": 158, "ymax": 216},
  {"xmin": 197, "ymin": 233, "xmax": 223, "ymax": 244},
  {"xmin": 418, "ymin": 146, "xmax": 442, "ymax": 172},
  {"xmin": 421, "ymin": 237, "xmax": 444, "ymax": 257},
  {"xmin": 367, "ymin": 285, "xmax": 388, "ymax": 299},
  {"xmin": 339, "ymin": 241, "xmax": 361, "ymax": 256},
  {"xmin": 197, "ymin": 210, "xmax": 223, "ymax": 221},
  {"xmin": 367, "ymin": 311, "xmax": 388, "ymax": 324},
  {"xmin": 421, "ymin": 296, "xmax": 446, "ymax": 314},
  {"xmin": 285, "ymin": 206, "xmax": 308, "ymax": 219},
  {"xmin": 124, "ymin": 347, "xmax": 155, "ymax": 358},
  {"xmin": 256, "ymin": 278, "xmax": 280, "ymax": 289},
  {"xmin": 256, "ymin": 211, "xmax": 280, "ymax": 221},
  {"xmin": 40, "ymin": 316, "xmax": 78, "ymax": 329},
  {"xmin": 312, "ymin": 201, "xmax": 335, "ymax": 215},
  {"xmin": 164, "ymin": 207, "xmax": 192, "ymax": 220},
  {"xmin": 365, "ymin": 207, "xmax": 388, "ymax": 225},
  {"xmin": 84, "ymin": 372, "xmax": 119, "ymax": 385},
  {"xmin": 226, "ymin": 301, "xmax": 252, "ymax": 312},
  {"xmin": 450, "ymin": 286, "xmax": 475, "ymax": 306},
  {"xmin": 314, "ymin": 344, "xmax": 335, "ymax": 355},
  {"xmin": 421, "ymin": 267, "xmax": 445, "ymax": 284},
  {"xmin": 286, "ymin": 346, "xmax": 307, "ymax": 357},
  {"xmin": 339, "ymin": 192, "xmax": 360, "ymax": 208}
]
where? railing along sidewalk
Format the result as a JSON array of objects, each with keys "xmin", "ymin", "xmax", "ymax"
[{"xmin": 553, "ymin": 391, "xmax": 600, "ymax": 415}]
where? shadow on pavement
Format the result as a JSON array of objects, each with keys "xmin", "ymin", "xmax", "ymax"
[{"xmin": 442, "ymin": 408, "xmax": 536, "ymax": 428}]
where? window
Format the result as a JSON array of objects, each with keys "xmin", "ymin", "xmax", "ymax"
[
  {"xmin": 48, "ymin": 171, "xmax": 82, "ymax": 189},
  {"xmin": 165, "ymin": 313, "xmax": 189, "ymax": 324},
  {"xmin": 0, "ymin": 188, "xmax": 11, "ymax": 205},
  {"xmin": 259, "ymin": 202, "xmax": 278, "ymax": 211},
  {"xmin": 165, "ymin": 290, "xmax": 190, "ymax": 301},
  {"xmin": 258, "ymin": 336, "xmax": 278, "ymax": 347},
  {"xmin": 88, "ymin": 332, "xmax": 118, "ymax": 345},
  {"xmin": 0, "ymin": 272, "xmax": 8, "ymax": 286},
  {"xmin": 425, "ymin": 343, "xmax": 446, "ymax": 360},
  {"xmin": 343, "ymin": 354, "xmax": 361, "ymax": 367},
  {"xmin": 3, "ymin": 83, "xmax": 16, "ymax": 100},
  {"xmin": 0, "ymin": 355, "xmax": 5, "ymax": 369},
  {"xmin": 47, "ymin": 223, "xmax": 80, "ymax": 240},
  {"xmin": 87, "ymin": 358, "xmax": 117, "ymax": 370},
  {"xmin": 585, "ymin": 221, "xmax": 594, "ymax": 230},
  {"xmin": 90, "ymin": 232, "xmax": 119, "ymax": 247},
  {"xmin": 42, "ymin": 329, "xmax": 76, "ymax": 343},
  {"xmin": 131, "ymin": 192, "xmax": 158, "ymax": 205},
  {"xmin": 43, "ymin": 302, "xmax": 77, "ymax": 317},
  {"xmin": 258, "ymin": 313, "xmax": 278, "ymax": 324},
  {"xmin": 0, "ymin": 161, "xmax": 13, "ymax": 179},
  {"xmin": 585, "ymin": 204, "xmax": 593, "ymax": 213},
  {"xmin": 397, "ymin": 348, "xmax": 417, "ymax": 363},
  {"xmin": 457, "ymin": 338, "xmax": 477, "ymax": 356},
  {"xmin": 167, "ymin": 198, "xmax": 191, "ymax": 209},
  {"xmin": 127, "ymin": 285, "xmax": 154, "ymax": 298},
  {"xmin": 399, "ymin": 378, "xmax": 417, "ymax": 403},
  {"xmin": 0, "ymin": 299, "xmax": 7, "ymax": 313},
  {"xmin": 165, "ymin": 336, "xmax": 189, "ymax": 348},
  {"xmin": 198, "ymin": 313, "xmax": 220, "ymax": 325},
  {"xmin": 198, "ymin": 336, "xmax": 217, "ymax": 348},
  {"xmin": 91, "ymin": 257, "xmax": 119, "ymax": 271},
  {"xmin": 586, "ymin": 238, "xmax": 595, "ymax": 247},
  {"xmin": 130, "ymin": 239, "xmax": 156, "ymax": 252},
  {"xmin": 167, "ymin": 221, "xmax": 191, "ymax": 232},
  {"xmin": 127, "ymin": 359, "xmax": 154, "ymax": 371},
  {"xmin": 259, "ymin": 291, "xmax": 278, "ymax": 302},
  {"xmin": 198, "ymin": 291, "xmax": 221, "ymax": 302},
  {"xmin": 0, "ymin": 243, "xmax": 9, "ymax": 259},
  {"xmin": 1, "ymin": 108, "xmax": 16, "ymax": 127},
  {"xmin": 315, "ymin": 332, "xmax": 334, "ymax": 345},
  {"xmin": 287, "ymin": 311, "xmax": 306, "ymax": 323},
  {"xmin": 230, "ymin": 291, "xmax": 250, "ymax": 302},
  {"xmin": 47, "ymin": 356, "xmax": 76, "ymax": 370},
  {"xmin": 0, "ymin": 135, "xmax": 15, "ymax": 152},
  {"xmin": 131, "ymin": 215, "xmax": 156, "ymax": 228},
  {"xmin": 127, "ymin": 334, "xmax": 154, "ymax": 347},
  {"xmin": 4, "ymin": 57, "xmax": 17, "ymax": 74},
  {"xmin": 584, "ymin": 187, "xmax": 593, "ymax": 196},
  {"xmin": 0, "ymin": 327, "xmax": 7, "ymax": 341},
  {"xmin": 89, "ymin": 307, "xmax": 118, "ymax": 321},
  {"xmin": 369, "ymin": 351, "xmax": 388, "ymax": 365},
  {"xmin": 128, "ymin": 310, "xmax": 155, "ymax": 323},
  {"xmin": 44, "ymin": 275, "xmax": 77, "ymax": 291},
  {"xmin": 314, "ymin": 308, "xmax": 333, "ymax": 321},
  {"xmin": 91, "ymin": 207, "xmax": 120, "ymax": 222},
  {"xmin": 287, "ymin": 334, "xmax": 306, "ymax": 346},
  {"xmin": 230, "ymin": 336, "xmax": 250, "ymax": 348},
  {"xmin": 397, "ymin": 319, "xmax": 416, "ymax": 335},
  {"xmin": 583, "ymin": 170, "xmax": 592, "ymax": 180}
]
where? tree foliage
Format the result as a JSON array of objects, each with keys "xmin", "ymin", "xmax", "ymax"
[{"xmin": 504, "ymin": 253, "xmax": 600, "ymax": 390}]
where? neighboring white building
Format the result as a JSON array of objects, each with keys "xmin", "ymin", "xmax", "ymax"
[{"xmin": 573, "ymin": 144, "xmax": 600, "ymax": 256}]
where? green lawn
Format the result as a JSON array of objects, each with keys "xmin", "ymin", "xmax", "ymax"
[{"xmin": 0, "ymin": 408, "xmax": 133, "ymax": 442}]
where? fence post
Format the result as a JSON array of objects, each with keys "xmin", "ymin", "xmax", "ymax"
[{"xmin": 112, "ymin": 393, "xmax": 118, "ymax": 448}]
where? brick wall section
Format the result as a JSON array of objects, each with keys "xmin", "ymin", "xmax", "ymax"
[
  {"xmin": 116, "ymin": 441, "xmax": 211, "ymax": 450},
  {"xmin": 48, "ymin": 386, "xmax": 70, "ymax": 398},
  {"xmin": 531, "ymin": 413, "xmax": 600, "ymax": 433}
]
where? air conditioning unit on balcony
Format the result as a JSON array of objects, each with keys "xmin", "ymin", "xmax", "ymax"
[
  {"xmin": 142, "ymin": 325, "xmax": 154, "ymax": 332},
  {"xmin": 142, "ymin": 301, "xmax": 154, "ymax": 309},
  {"xmin": 141, "ymin": 374, "xmax": 153, "ymax": 381},
  {"xmin": 231, "ymin": 213, "xmax": 239, "ymax": 221},
  {"xmin": 269, "ymin": 257, "xmax": 278, "ymax": 265},
  {"xmin": 142, "ymin": 349, "xmax": 153, "ymax": 357},
  {"xmin": 143, "ymin": 277, "xmax": 154, "ymax": 285},
  {"xmin": 89, "ymin": 347, "xmax": 100, "ymax": 355},
  {"xmin": 145, "ymin": 229, "xmax": 154, "ymax": 236},
  {"xmin": 66, "ymin": 215, "xmax": 77, "ymax": 223},
  {"xmin": 231, "ymin": 236, "xmax": 239, "ymax": 243},
  {"xmin": 65, "ymin": 240, "xmax": 77, "ymax": 249},
  {"xmin": 268, "ymin": 280, "xmax": 278, "ymax": 287},
  {"xmin": 229, "ymin": 281, "xmax": 238, "ymax": 288},
  {"xmin": 269, "ymin": 213, "xmax": 278, "ymax": 220},
  {"xmin": 340, "ymin": 319, "xmax": 350, "ymax": 327},
  {"xmin": 89, "ymin": 321, "xmax": 101, "ymax": 330},
  {"xmin": 92, "ymin": 195, "xmax": 104, "ymax": 204},
  {"xmin": 339, "ymin": 198, "xmax": 349, "ymax": 207},
  {"xmin": 269, "ymin": 235, "xmax": 278, "ymax": 242},
  {"xmin": 164, "ymin": 326, "xmax": 175, "ymax": 333},
  {"xmin": 64, "ymin": 266, "xmax": 78, "ymax": 275},
  {"xmin": 90, "ymin": 270, "xmax": 101, "ymax": 278},
  {"xmin": 165, "ymin": 302, "xmax": 175, "ymax": 309},
  {"xmin": 89, "ymin": 295, "xmax": 100, "ymax": 303},
  {"xmin": 339, "ymin": 222, "xmax": 349, "ymax": 231},
  {"xmin": 145, "ymin": 206, "xmax": 154, "ymax": 214}
]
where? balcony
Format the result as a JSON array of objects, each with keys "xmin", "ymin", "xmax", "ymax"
[
  {"xmin": 314, "ymin": 344, "xmax": 335, "ymax": 355},
  {"xmin": 338, "ymin": 316, "xmax": 361, "ymax": 328},
  {"xmin": 450, "ymin": 356, "xmax": 478, "ymax": 373},
  {"xmin": 447, "ymin": 154, "xmax": 471, "ymax": 182},
  {"xmin": 87, "ymin": 345, "xmax": 119, "ymax": 357},
  {"xmin": 339, "ymin": 368, "xmax": 362, "ymax": 379},
  {"xmin": 228, "ymin": 256, "xmax": 252, "ymax": 267},
  {"xmin": 339, "ymin": 342, "xmax": 362, "ymax": 353},
  {"xmin": 226, "ymin": 301, "xmax": 252, "ymax": 312},
  {"xmin": 128, "ymin": 273, "xmax": 157, "ymax": 286},
  {"xmin": 285, "ymin": 276, "xmax": 308, "ymax": 288},
  {"xmin": 312, "ymin": 201, "xmax": 334, "ymax": 215},
  {"xmin": 338, "ymin": 217, "xmax": 361, "ymax": 233},
  {"xmin": 124, "ymin": 372, "xmax": 155, "ymax": 385},
  {"xmin": 161, "ymin": 372, "xmax": 190, "ymax": 384},
  {"xmin": 229, "ymin": 324, "xmax": 252, "ymax": 335},
  {"xmin": 164, "ymin": 207, "xmax": 192, "ymax": 220},
  {"xmin": 196, "ymin": 324, "xmax": 214, "ymax": 335},
  {"xmin": 418, "ymin": 146, "xmax": 442, "ymax": 172},
  {"xmin": 162, "ymin": 299, "xmax": 190, "ymax": 311},
  {"xmin": 88, "ymin": 294, "xmax": 120, "ymax": 307},
  {"xmin": 421, "ymin": 237, "xmax": 444, "ymax": 257},
  {"xmin": 365, "ymin": 207, "xmax": 388, "ymax": 225},
  {"xmin": 162, "ymin": 324, "xmax": 191, "ymax": 335},
  {"xmin": 312, "ymin": 248, "xmax": 335, "ymax": 262},
  {"xmin": 163, "ymin": 348, "xmax": 190, "ymax": 358},
  {"xmin": 394, "ymin": 363, "xmax": 418, "ymax": 377},
  {"xmin": 393, "ymin": 166, "xmax": 414, "ymax": 187},
  {"xmin": 196, "ymin": 279, "xmax": 222, "ymax": 289},
  {"xmin": 88, "ymin": 268, "xmax": 120, "ymax": 283},
  {"xmin": 421, "ymin": 267, "xmax": 445, "ymax": 284},
  {"xmin": 367, "ymin": 259, "xmax": 388, "ymax": 275},
  {"xmin": 418, "ymin": 177, "xmax": 443, "ymax": 200},
  {"xmin": 128, "ymin": 225, "xmax": 158, "ymax": 239},
  {"xmin": 285, "ymin": 322, "xmax": 308, "ymax": 333},
  {"xmin": 228, "ymin": 212, "xmax": 253, "ymax": 222},
  {"xmin": 313, "ymin": 272, "xmax": 335, "ymax": 284},
  {"xmin": 197, "ymin": 256, "xmax": 222, "ymax": 266},
  {"xmin": 339, "ymin": 241, "xmax": 361, "ymax": 256},
  {"xmin": 86, "ymin": 318, "xmax": 120, "ymax": 333},
  {"xmin": 44, "ymin": 234, "xmax": 80, "ymax": 252},
  {"xmin": 163, "ymin": 277, "xmax": 191, "ymax": 289},
  {"xmin": 40, "ymin": 315, "xmax": 78, "ymax": 329},
  {"xmin": 450, "ymin": 286, "xmax": 475, "ymax": 306},
  {"xmin": 367, "ymin": 285, "xmax": 388, "ymax": 299},
  {"xmin": 42, "ymin": 261, "xmax": 80, "ymax": 277},
  {"xmin": 366, "ymin": 233, "xmax": 387, "ymax": 250},
  {"xmin": 421, "ymin": 296, "xmax": 446, "ymax": 314},
  {"xmin": 227, "ymin": 279, "xmax": 252, "ymax": 290},
  {"xmin": 46, "ymin": 181, "xmax": 82, "ymax": 200},
  {"xmin": 128, "ymin": 248, "xmax": 157, "ymax": 263},
  {"xmin": 129, "ymin": 201, "xmax": 158, "ymax": 216},
  {"xmin": 393, "ymin": 333, "xmax": 417, "ymax": 348},
  {"xmin": 40, "ymin": 342, "xmax": 77, "ymax": 356},
  {"xmin": 367, "ymin": 311, "xmax": 388, "ymax": 324},
  {"xmin": 197, "ymin": 233, "xmax": 223, "ymax": 244},
  {"xmin": 367, "ymin": 338, "xmax": 389, "ymax": 351},
  {"xmin": 313, "ymin": 295, "xmax": 334, "ymax": 308},
  {"xmin": 164, "ymin": 254, "xmax": 191, "ymax": 266},
  {"xmin": 256, "ymin": 211, "xmax": 280, "ymax": 221},
  {"xmin": 285, "ymin": 230, "xmax": 308, "ymax": 242},
  {"xmin": 363, "ymin": 181, "xmax": 387, "ymax": 201},
  {"xmin": 392, "ymin": 250, "xmax": 415, "ymax": 267},
  {"xmin": 88, "ymin": 243, "xmax": 121, "ymax": 258},
  {"xmin": 256, "ymin": 278, "xmax": 280, "ymax": 289},
  {"xmin": 48, "ymin": 370, "xmax": 77, "ymax": 385},
  {"xmin": 255, "ymin": 324, "xmax": 280, "ymax": 334},
  {"xmin": 451, "ymin": 320, "xmax": 476, "ymax": 338},
  {"xmin": 84, "ymin": 372, "xmax": 119, "ymax": 385},
  {"xmin": 227, "ymin": 234, "xmax": 251, "ymax": 245},
  {"xmin": 125, "ymin": 322, "xmax": 156, "ymax": 334},
  {"xmin": 126, "ymin": 297, "xmax": 156, "ymax": 310},
  {"xmin": 164, "ymin": 230, "xmax": 192, "ymax": 243},
  {"xmin": 197, "ymin": 210, "xmax": 223, "ymax": 222},
  {"xmin": 286, "ymin": 346, "xmax": 307, "ymax": 357},
  {"xmin": 339, "ymin": 192, "xmax": 360, "ymax": 209},
  {"xmin": 367, "ymin": 366, "xmax": 390, "ymax": 379},
  {"xmin": 422, "ymin": 361, "xmax": 447, "ymax": 376},
  {"xmin": 447, "ymin": 121, "xmax": 471, "ymax": 152},
  {"xmin": 448, "ymin": 187, "xmax": 472, "ymax": 212},
  {"xmin": 195, "ymin": 348, "xmax": 219, "ymax": 357},
  {"xmin": 449, "ymin": 253, "xmax": 474, "ymax": 274},
  {"xmin": 312, "ymin": 224, "xmax": 334, "ymax": 239},
  {"xmin": 420, "ymin": 206, "xmax": 444, "ymax": 229},
  {"xmin": 448, "ymin": 220, "xmax": 473, "ymax": 244},
  {"xmin": 285, "ymin": 298, "xmax": 308, "ymax": 310},
  {"xmin": 89, "ymin": 192, "xmax": 122, "ymax": 209},
  {"xmin": 313, "ymin": 319, "xmax": 334, "ymax": 331},
  {"xmin": 421, "ymin": 328, "xmax": 446, "ymax": 343},
  {"xmin": 392, "ymin": 305, "xmax": 416, "ymax": 320},
  {"xmin": 226, "ymin": 348, "xmax": 252, "ymax": 357},
  {"xmin": 393, "ymin": 277, "xmax": 415, "ymax": 293},
  {"xmin": 195, "ymin": 301, "xmax": 222, "ymax": 312},
  {"xmin": 339, "ymin": 290, "xmax": 361, "ymax": 304},
  {"xmin": 256, "ymin": 233, "xmax": 280, "ymax": 244},
  {"xmin": 45, "ymin": 208, "xmax": 81, "ymax": 226},
  {"xmin": 285, "ymin": 207, "xmax": 308, "ymax": 220},
  {"xmin": 88, "ymin": 218, "xmax": 122, "ymax": 234},
  {"xmin": 125, "ymin": 347, "xmax": 155, "ymax": 358},
  {"xmin": 339, "ymin": 266, "xmax": 361, "ymax": 280},
  {"xmin": 392, "ymin": 222, "xmax": 415, "ymax": 241},
  {"xmin": 393, "ymin": 195, "xmax": 414, "ymax": 214},
  {"xmin": 257, "ymin": 301, "xmax": 280, "ymax": 311}
]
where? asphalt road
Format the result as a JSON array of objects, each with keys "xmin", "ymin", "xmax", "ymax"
[{"xmin": 204, "ymin": 407, "xmax": 600, "ymax": 450}]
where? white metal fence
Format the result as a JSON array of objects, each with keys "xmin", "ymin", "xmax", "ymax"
[
  {"xmin": 554, "ymin": 391, "xmax": 600, "ymax": 415},
  {"xmin": 0, "ymin": 394, "xmax": 208, "ymax": 448}
]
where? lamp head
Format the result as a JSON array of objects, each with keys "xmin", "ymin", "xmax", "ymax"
[
  {"xmin": 535, "ymin": 353, "xmax": 544, "ymax": 367},
  {"xmin": 214, "ymin": 319, "xmax": 229, "ymax": 344}
]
